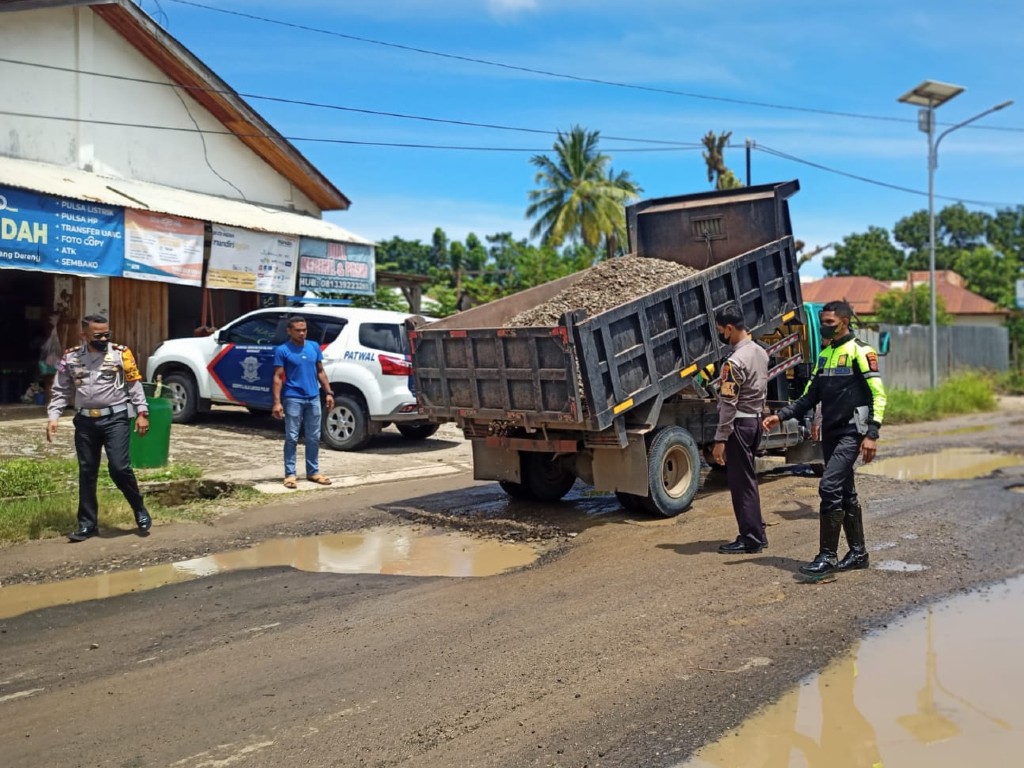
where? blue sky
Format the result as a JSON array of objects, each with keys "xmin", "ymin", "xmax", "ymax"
[{"xmin": 153, "ymin": 0, "xmax": 1022, "ymax": 277}]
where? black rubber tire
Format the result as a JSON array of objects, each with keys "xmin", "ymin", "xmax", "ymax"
[
  {"xmin": 321, "ymin": 393, "xmax": 371, "ymax": 451},
  {"xmin": 163, "ymin": 372, "xmax": 198, "ymax": 424},
  {"xmin": 615, "ymin": 491, "xmax": 648, "ymax": 513},
  {"xmin": 499, "ymin": 480, "xmax": 535, "ymax": 500},
  {"xmin": 396, "ymin": 422, "xmax": 440, "ymax": 440},
  {"xmin": 521, "ymin": 451, "xmax": 576, "ymax": 502},
  {"xmin": 643, "ymin": 426, "xmax": 701, "ymax": 517}
]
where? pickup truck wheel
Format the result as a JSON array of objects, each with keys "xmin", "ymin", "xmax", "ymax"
[
  {"xmin": 499, "ymin": 480, "xmax": 535, "ymax": 500},
  {"xmin": 163, "ymin": 372, "xmax": 198, "ymax": 424},
  {"xmin": 322, "ymin": 394, "xmax": 371, "ymax": 451},
  {"xmin": 396, "ymin": 423, "xmax": 440, "ymax": 440},
  {"xmin": 644, "ymin": 426, "xmax": 701, "ymax": 517},
  {"xmin": 615, "ymin": 491, "xmax": 647, "ymax": 513},
  {"xmin": 521, "ymin": 452, "xmax": 576, "ymax": 502}
]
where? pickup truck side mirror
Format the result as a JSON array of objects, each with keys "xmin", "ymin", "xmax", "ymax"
[
  {"xmin": 214, "ymin": 330, "xmax": 226, "ymax": 345},
  {"xmin": 877, "ymin": 331, "xmax": 891, "ymax": 356}
]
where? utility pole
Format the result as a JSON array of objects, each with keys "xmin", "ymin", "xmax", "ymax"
[{"xmin": 745, "ymin": 138, "xmax": 755, "ymax": 186}]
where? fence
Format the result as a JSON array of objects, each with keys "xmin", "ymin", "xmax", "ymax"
[{"xmin": 857, "ymin": 324, "xmax": 1009, "ymax": 391}]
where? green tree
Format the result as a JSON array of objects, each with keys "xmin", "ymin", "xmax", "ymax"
[
  {"xmin": 526, "ymin": 125, "xmax": 641, "ymax": 257},
  {"xmin": 375, "ymin": 236, "xmax": 432, "ymax": 275},
  {"xmin": 894, "ymin": 204, "xmax": 992, "ymax": 271},
  {"xmin": 701, "ymin": 130, "xmax": 743, "ymax": 190},
  {"xmin": 874, "ymin": 284, "xmax": 952, "ymax": 325},
  {"xmin": 822, "ymin": 226, "xmax": 906, "ymax": 280}
]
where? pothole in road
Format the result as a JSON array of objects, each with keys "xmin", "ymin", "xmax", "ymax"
[
  {"xmin": 679, "ymin": 574, "xmax": 1024, "ymax": 767},
  {"xmin": 0, "ymin": 525, "xmax": 541, "ymax": 620},
  {"xmin": 858, "ymin": 448, "xmax": 1024, "ymax": 481}
]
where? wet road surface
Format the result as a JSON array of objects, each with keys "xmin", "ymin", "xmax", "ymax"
[{"xmin": 1, "ymin": 400, "xmax": 1024, "ymax": 767}]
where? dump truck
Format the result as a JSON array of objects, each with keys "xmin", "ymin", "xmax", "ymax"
[{"xmin": 409, "ymin": 180, "xmax": 823, "ymax": 517}]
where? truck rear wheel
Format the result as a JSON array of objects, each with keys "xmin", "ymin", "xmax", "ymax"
[
  {"xmin": 644, "ymin": 426, "xmax": 701, "ymax": 517},
  {"xmin": 521, "ymin": 452, "xmax": 576, "ymax": 502},
  {"xmin": 499, "ymin": 480, "xmax": 535, "ymax": 500},
  {"xmin": 615, "ymin": 491, "xmax": 647, "ymax": 514}
]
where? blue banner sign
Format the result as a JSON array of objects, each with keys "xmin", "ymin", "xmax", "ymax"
[
  {"xmin": 298, "ymin": 238, "xmax": 375, "ymax": 296},
  {"xmin": 0, "ymin": 186, "xmax": 124, "ymax": 276}
]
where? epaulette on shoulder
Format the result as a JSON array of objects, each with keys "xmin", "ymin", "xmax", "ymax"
[
  {"xmin": 854, "ymin": 338, "xmax": 870, "ymax": 347},
  {"xmin": 63, "ymin": 346, "xmax": 77, "ymax": 354},
  {"xmin": 111, "ymin": 343, "xmax": 128, "ymax": 351}
]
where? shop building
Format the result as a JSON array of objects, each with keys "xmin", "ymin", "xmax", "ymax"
[{"xmin": 0, "ymin": 0, "xmax": 375, "ymax": 403}]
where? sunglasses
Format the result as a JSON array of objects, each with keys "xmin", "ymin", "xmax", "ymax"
[{"xmin": 90, "ymin": 331, "xmax": 112, "ymax": 340}]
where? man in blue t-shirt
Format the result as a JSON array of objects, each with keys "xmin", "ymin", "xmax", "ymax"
[{"xmin": 272, "ymin": 315, "xmax": 335, "ymax": 488}]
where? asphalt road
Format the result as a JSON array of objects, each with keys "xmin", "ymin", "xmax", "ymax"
[{"xmin": 2, "ymin": 400, "xmax": 1024, "ymax": 768}]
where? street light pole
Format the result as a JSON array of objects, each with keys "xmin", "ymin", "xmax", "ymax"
[{"xmin": 899, "ymin": 81, "xmax": 1013, "ymax": 389}]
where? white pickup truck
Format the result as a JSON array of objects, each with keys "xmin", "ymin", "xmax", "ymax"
[{"xmin": 145, "ymin": 306, "xmax": 438, "ymax": 451}]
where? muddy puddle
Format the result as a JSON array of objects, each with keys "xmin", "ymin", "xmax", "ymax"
[
  {"xmin": 0, "ymin": 526, "xmax": 540, "ymax": 619},
  {"xmin": 858, "ymin": 448, "xmax": 1024, "ymax": 481},
  {"xmin": 679, "ymin": 574, "xmax": 1024, "ymax": 767}
]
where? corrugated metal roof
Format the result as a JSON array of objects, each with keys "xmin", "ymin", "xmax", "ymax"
[{"xmin": 0, "ymin": 155, "xmax": 372, "ymax": 244}]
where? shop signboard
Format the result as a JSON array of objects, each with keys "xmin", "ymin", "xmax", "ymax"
[
  {"xmin": 297, "ymin": 238, "xmax": 375, "ymax": 296},
  {"xmin": 0, "ymin": 185, "xmax": 124, "ymax": 276},
  {"xmin": 207, "ymin": 224, "xmax": 298, "ymax": 295},
  {"xmin": 123, "ymin": 210, "xmax": 204, "ymax": 286}
]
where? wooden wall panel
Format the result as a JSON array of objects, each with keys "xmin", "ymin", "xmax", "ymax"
[{"xmin": 109, "ymin": 277, "xmax": 168, "ymax": 376}]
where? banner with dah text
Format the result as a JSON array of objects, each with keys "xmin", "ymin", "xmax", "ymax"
[
  {"xmin": 298, "ymin": 238, "xmax": 375, "ymax": 296},
  {"xmin": 207, "ymin": 224, "xmax": 298, "ymax": 295},
  {"xmin": 123, "ymin": 210, "xmax": 204, "ymax": 286},
  {"xmin": 0, "ymin": 185, "xmax": 124, "ymax": 276}
]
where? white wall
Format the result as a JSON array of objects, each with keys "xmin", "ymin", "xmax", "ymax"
[{"xmin": 0, "ymin": 6, "xmax": 320, "ymax": 215}]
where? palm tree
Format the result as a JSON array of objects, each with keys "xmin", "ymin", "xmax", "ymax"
[{"xmin": 526, "ymin": 126, "xmax": 641, "ymax": 259}]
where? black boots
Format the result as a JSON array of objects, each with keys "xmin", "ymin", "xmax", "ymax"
[
  {"xmin": 799, "ymin": 507, "xmax": 844, "ymax": 576},
  {"xmin": 836, "ymin": 502, "xmax": 869, "ymax": 571}
]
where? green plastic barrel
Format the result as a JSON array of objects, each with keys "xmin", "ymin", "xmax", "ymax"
[{"xmin": 130, "ymin": 382, "xmax": 173, "ymax": 468}]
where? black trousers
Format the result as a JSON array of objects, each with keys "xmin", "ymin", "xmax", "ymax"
[
  {"xmin": 725, "ymin": 417, "xmax": 766, "ymax": 545},
  {"xmin": 73, "ymin": 412, "xmax": 146, "ymax": 530},
  {"xmin": 819, "ymin": 429, "xmax": 862, "ymax": 514}
]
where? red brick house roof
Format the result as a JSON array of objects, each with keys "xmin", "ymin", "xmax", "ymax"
[
  {"xmin": 801, "ymin": 271, "xmax": 1008, "ymax": 317},
  {"xmin": 800, "ymin": 276, "xmax": 893, "ymax": 314}
]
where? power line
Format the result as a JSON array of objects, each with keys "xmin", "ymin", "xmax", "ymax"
[
  {"xmin": 0, "ymin": 57, "xmax": 700, "ymax": 148},
  {"xmin": 0, "ymin": 109, "xmax": 701, "ymax": 153},
  {"xmin": 164, "ymin": 0, "xmax": 1023, "ymax": 134},
  {"xmin": 753, "ymin": 144, "xmax": 1017, "ymax": 208}
]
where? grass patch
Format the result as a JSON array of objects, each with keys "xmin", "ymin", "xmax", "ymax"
[
  {"xmin": 993, "ymin": 368, "xmax": 1024, "ymax": 396},
  {"xmin": 885, "ymin": 372, "xmax": 998, "ymax": 424},
  {"xmin": 0, "ymin": 457, "xmax": 238, "ymax": 543}
]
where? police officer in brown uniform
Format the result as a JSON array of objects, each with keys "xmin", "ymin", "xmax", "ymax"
[
  {"xmin": 710, "ymin": 303, "xmax": 770, "ymax": 554},
  {"xmin": 46, "ymin": 314, "xmax": 152, "ymax": 541}
]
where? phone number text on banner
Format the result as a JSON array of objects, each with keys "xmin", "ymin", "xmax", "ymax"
[
  {"xmin": 0, "ymin": 186, "xmax": 124, "ymax": 276},
  {"xmin": 298, "ymin": 238, "xmax": 375, "ymax": 295}
]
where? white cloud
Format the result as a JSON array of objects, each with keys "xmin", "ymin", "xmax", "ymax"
[{"xmin": 488, "ymin": 0, "xmax": 539, "ymax": 15}]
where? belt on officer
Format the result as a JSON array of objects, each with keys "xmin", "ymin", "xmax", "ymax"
[
  {"xmin": 77, "ymin": 403, "xmax": 129, "ymax": 418},
  {"xmin": 735, "ymin": 411, "xmax": 761, "ymax": 419}
]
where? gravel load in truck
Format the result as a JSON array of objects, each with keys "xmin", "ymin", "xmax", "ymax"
[{"xmin": 507, "ymin": 256, "xmax": 698, "ymax": 328}]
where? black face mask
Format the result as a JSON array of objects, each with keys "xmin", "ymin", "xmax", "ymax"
[
  {"xmin": 718, "ymin": 332, "xmax": 732, "ymax": 345},
  {"xmin": 820, "ymin": 325, "xmax": 838, "ymax": 340},
  {"xmin": 89, "ymin": 339, "xmax": 109, "ymax": 352}
]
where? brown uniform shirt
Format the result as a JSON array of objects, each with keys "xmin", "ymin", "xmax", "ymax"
[
  {"xmin": 714, "ymin": 338, "xmax": 769, "ymax": 441},
  {"xmin": 47, "ymin": 343, "xmax": 149, "ymax": 419}
]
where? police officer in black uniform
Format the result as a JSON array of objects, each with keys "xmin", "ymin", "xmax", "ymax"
[
  {"xmin": 763, "ymin": 300, "xmax": 887, "ymax": 577},
  {"xmin": 46, "ymin": 314, "xmax": 152, "ymax": 542}
]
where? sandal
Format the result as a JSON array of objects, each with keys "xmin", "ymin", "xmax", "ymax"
[
  {"xmin": 307, "ymin": 474, "xmax": 333, "ymax": 486},
  {"xmin": 283, "ymin": 476, "xmax": 298, "ymax": 489}
]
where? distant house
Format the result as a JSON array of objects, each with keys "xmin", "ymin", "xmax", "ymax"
[
  {"xmin": 800, "ymin": 276, "xmax": 893, "ymax": 316},
  {"xmin": 801, "ymin": 271, "xmax": 1009, "ymax": 327}
]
